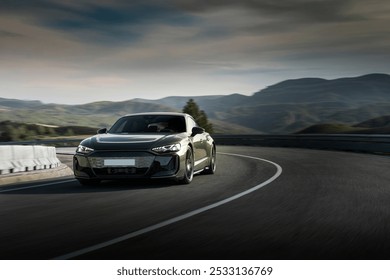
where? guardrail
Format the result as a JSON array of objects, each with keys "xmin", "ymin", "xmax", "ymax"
[
  {"xmin": 0, "ymin": 134, "xmax": 389, "ymax": 154},
  {"xmin": 212, "ymin": 134, "xmax": 390, "ymax": 154}
]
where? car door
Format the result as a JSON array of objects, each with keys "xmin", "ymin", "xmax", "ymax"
[{"xmin": 187, "ymin": 116, "xmax": 208, "ymax": 169}]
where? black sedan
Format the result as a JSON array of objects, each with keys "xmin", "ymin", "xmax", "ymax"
[{"xmin": 73, "ymin": 112, "xmax": 216, "ymax": 185}]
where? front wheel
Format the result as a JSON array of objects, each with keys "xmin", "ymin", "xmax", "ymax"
[{"xmin": 178, "ymin": 147, "xmax": 194, "ymax": 184}]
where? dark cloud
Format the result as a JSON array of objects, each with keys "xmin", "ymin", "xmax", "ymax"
[
  {"xmin": 44, "ymin": 3, "xmax": 193, "ymax": 29},
  {"xmin": 163, "ymin": 0, "xmax": 369, "ymax": 41},
  {"xmin": 0, "ymin": 0, "xmax": 195, "ymax": 44},
  {"xmin": 172, "ymin": 0, "xmax": 363, "ymax": 23},
  {"xmin": 0, "ymin": 0, "xmax": 389, "ymax": 104},
  {"xmin": 0, "ymin": 0, "xmax": 371, "ymax": 45},
  {"xmin": 0, "ymin": 30, "xmax": 23, "ymax": 38}
]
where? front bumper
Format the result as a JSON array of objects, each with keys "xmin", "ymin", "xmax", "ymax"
[{"xmin": 74, "ymin": 151, "xmax": 181, "ymax": 180}]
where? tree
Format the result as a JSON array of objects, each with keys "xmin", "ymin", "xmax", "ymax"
[{"xmin": 182, "ymin": 99, "xmax": 214, "ymax": 133}]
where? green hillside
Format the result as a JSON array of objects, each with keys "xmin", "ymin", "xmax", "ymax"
[
  {"xmin": 1, "ymin": 73, "xmax": 390, "ymax": 134},
  {"xmin": 129, "ymin": 73, "xmax": 390, "ymax": 133},
  {"xmin": 0, "ymin": 121, "xmax": 98, "ymax": 141},
  {"xmin": 297, "ymin": 115, "xmax": 390, "ymax": 134},
  {"xmin": 0, "ymin": 100, "xmax": 178, "ymax": 128}
]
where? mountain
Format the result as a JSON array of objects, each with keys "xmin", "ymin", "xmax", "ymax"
[
  {"xmin": 354, "ymin": 115, "xmax": 390, "ymax": 128},
  {"xmin": 133, "ymin": 95, "xmax": 226, "ymax": 111},
  {"xmin": 130, "ymin": 73, "xmax": 390, "ymax": 133},
  {"xmin": 252, "ymin": 73, "xmax": 390, "ymax": 105},
  {"xmin": 226, "ymin": 73, "xmax": 390, "ymax": 133},
  {"xmin": 0, "ymin": 97, "xmax": 43, "ymax": 109},
  {"xmin": 1, "ymin": 73, "xmax": 390, "ymax": 134},
  {"xmin": 0, "ymin": 100, "xmax": 178, "ymax": 128}
]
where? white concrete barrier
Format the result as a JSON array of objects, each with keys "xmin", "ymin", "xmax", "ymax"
[
  {"xmin": 0, "ymin": 146, "xmax": 14, "ymax": 173},
  {"xmin": 0, "ymin": 145, "xmax": 61, "ymax": 175}
]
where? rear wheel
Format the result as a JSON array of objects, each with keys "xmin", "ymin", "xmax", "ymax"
[
  {"xmin": 203, "ymin": 145, "xmax": 216, "ymax": 174},
  {"xmin": 179, "ymin": 147, "xmax": 194, "ymax": 184}
]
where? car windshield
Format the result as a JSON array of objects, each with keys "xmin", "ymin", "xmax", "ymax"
[{"xmin": 108, "ymin": 115, "xmax": 186, "ymax": 134}]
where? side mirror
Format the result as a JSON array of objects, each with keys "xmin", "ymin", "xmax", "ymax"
[
  {"xmin": 97, "ymin": 128, "xmax": 107, "ymax": 134},
  {"xmin": 191, "ymin": 126, "xmax": 205, "ymax": 136}
]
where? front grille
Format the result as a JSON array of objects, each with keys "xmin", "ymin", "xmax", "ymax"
[
  {"xmin": 86, "ymin": 151, "xmax": 178, "ymax": 178},
  {"xmin": 88, "ymin": 152, "xmax": 155, "ymax": 169}
]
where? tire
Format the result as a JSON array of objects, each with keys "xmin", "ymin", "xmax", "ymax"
[
  {"xmin": 178, "ymin": 147, "xmax": 194, "ymax": 184},
  {"xmin": 203, "ymin": 145, "xmax": 216, "ymax": 174},
  {"xmin": 77, "ymin": 178, "xmax": 101, "ymax": 186}
]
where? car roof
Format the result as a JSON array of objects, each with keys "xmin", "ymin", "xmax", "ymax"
[{"xmin": 123, "ymin": 112, "xmax": 190, "ymax": 117}]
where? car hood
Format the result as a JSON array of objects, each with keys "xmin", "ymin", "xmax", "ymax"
[
  {"xmin": 97, "ymin": 134, "xmax": 164, "ymax": 144},
  {"xmin": 80, "ymin": 133, "xmax": 185, "ymax": 151}
]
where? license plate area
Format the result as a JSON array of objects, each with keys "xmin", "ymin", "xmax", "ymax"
[
  {"xmin": 107, "ymin": 167, "xmax": 137, "ymax": 174},
  {"xmin": 104, "ymin": 159, "xmax": 135, "ymax": 167}
]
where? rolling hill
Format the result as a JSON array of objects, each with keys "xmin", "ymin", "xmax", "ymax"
[
  {"xmin": 132, "ymin": 73, "xmax": 390, "ymax": 133},
  {"xmin": 0, "ymin": 100, "xmax": 177, "ymax": 128},
  {"xmin": 1, "ymin": 73, "xmax": 390, "ymax": 134},
  {"xmin": 297, "ymin": 115, "xmax": 390, "ymax": 134}
]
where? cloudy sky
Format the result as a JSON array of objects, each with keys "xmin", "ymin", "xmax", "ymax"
[{"xmin": 1, "ymin": 0, "xmax": 389, "ymax": 104}]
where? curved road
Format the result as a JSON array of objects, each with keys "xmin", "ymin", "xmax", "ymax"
[{"xmin": 0, "ymin": 146, "xmax": 390, "ymax": 260}]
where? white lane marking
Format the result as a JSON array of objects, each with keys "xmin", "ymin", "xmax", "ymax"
[
  {"xmin": 0, "ymin": 179, "xmax": 76, "ymax": 193},
  {"xmin": 54, "ymin": 152, "xmax": 283, "ymax": 260}
]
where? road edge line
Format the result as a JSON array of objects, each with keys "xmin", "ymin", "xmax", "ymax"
[{"xmin": 0, "ymin": 178, "xmax": 76, "ymax": 193}]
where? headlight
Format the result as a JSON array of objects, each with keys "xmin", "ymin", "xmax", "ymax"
[
  {"xmin": 76, "ymin": 145, "xmax": 94, "ymax": 154},
  {"xmin": 152, "ymin": 143, "xmax": 181, "ymax": 153}
]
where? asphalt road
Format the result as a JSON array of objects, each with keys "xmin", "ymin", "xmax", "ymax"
[{"xmin": 1, "ymin": 146, "xmax": 390, "ymax": 260}]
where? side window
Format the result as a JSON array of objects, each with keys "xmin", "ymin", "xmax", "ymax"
[{"xmin": 187, "ymin": 117, "xmax": 197, "ymax": 133}]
